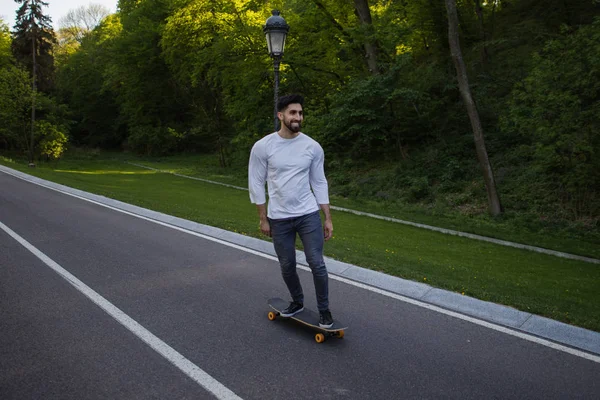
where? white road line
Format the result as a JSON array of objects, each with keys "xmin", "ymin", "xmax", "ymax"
[
  {"xmin": 0, "ymin": 221, "xmax": 243, "ymax": 400},
  {"xmin": 2, "ymin": 167, "xmax": 600, "ymax": 364}
]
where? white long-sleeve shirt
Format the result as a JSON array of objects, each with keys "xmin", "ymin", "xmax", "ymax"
[{"xmin": 248, "ymin": 132, "xmax": 329, "ymax": 219}]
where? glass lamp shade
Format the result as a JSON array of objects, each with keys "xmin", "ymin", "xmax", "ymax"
[
  {"xmin": 266, "ymin": 31, "xmax": 287, "ymax": 56},
  {"xmin": 263, "ymin": 10, "xmax": 289, "ymax": 57}
]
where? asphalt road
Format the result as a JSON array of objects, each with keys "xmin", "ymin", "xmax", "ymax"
[{"xmin": 1, "ymin": 171, "xmax": 599, "ymax": 399}]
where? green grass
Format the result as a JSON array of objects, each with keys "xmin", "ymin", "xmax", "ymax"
[
  {"xmin": 1, "ymin": 153, "xmax": 599, "ymax": 332},
  {"xmin": 128, "ymin": 153, "xmax": 600, "ymax": 260}
]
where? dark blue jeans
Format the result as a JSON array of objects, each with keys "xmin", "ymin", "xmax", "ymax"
[{"xmin": 269, "ymin": 211, "xmax": 329, "ymax": 312}]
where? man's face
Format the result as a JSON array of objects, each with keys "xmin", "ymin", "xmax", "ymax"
[{"xmin": 279, "ymin": 103, "xmax": 304, "ymax": 133}]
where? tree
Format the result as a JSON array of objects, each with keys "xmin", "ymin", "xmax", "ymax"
[
  {"xmin": 12, "ymin": 0, "xmax": 57, "ymax": 93},
  {"xmin": 12, "ymin": 0, "xmax": 57, "ymax": 165},
  {"xmin": 353, "ymin": 0, "xmax": 379, "ymax": 74},
  {"xmin": 55, "ymin": 14, "xmax": 123, "ymax": 149},
  {"xmin": 0, "ymin": 18, "xmax": 12, "ymax": 67},
  {"xmin": 161, "ymin": 0, "xmax": 267, "ymax": 162},
  {"xmin": 501, "ymin": 19, "xmax": 600, "ymax": 219},
  {"xmin": 108, "ymin": 0, "xmax": 191, "ymax": 155},
  {"xmin": 0, "ymin": 65, "xmax": 32, "ymax": 151},
  {"xmin": 58, "ymin": 3, "xmax": 111, "ymax": 44},
  {"xmin": 471, "ymin": 0, "xmax": 489, "ymax": 66},
  {"xmin": 445, "ymin": 0, "xmax": 503, "ymax": 216},
  {"xmin": 309, "ymin": 54, "xmax": 444, "ymax": 161},
  {"xmin": 55, "ymin": 4, "xmax": 112, "ymax": 75}
]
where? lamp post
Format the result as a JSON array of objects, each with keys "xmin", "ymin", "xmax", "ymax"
[{"xmin": 263, "ymin": 10, "xmax": 289, "ymax": 132}]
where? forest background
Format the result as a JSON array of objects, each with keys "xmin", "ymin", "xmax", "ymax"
[{"xmin": 1, "ymin": 0, "xmax": 599, "ymax": 251}]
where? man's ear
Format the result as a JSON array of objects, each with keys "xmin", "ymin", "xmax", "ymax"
[{"xmin": 277, "ymin": 111, "xmax": 283, "ymax": 120}]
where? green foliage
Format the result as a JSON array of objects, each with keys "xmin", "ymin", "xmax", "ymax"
[
  {"xmin": 284, "ymin": 0, "xmax": 366, "ymax": 82},
  {"xmin": 0, "ymin": 13, "xmax": 71, "ymax": 158},
  {"xmin": 11, "ymin": 0, "xmax": 57, "ymax": 93},
  {"xmin": 308, "ymin": 54, "xmax": 450, "ymax": 160},
  {"xmin": 97, "ymin": 0, "xmax": 190, "ymax": 153},
  {"xmin": 378, "ymin": 0, "xmax": 448, "ymax": 61},
  {"xmin": 0, "ymin": 19, "xmax": 13, "ymax": 67},
  {"xmin": 501, "ymin": 19, "xmax": 600, "ymax": 219},
  {"xmin": 55, "ymin": 15, "xmax": 124, "ymax": 148},
  {"xmin": 45, "ymin": 0, "xmax": 600, "ymax": 230},
  {"xmin": 37, "ymin": 120, "xmax": 68, "ymax": 159},
  {"xmin": 0, "ymin": 65, "xmax": 32, "ymax": 150},
  {"xmin": 160, "ymin": 0, "xmax": 255, "ymax": 159},
  {"xmin": 126, "ymin": 125, "xmax": 184, "ymax": 156}
]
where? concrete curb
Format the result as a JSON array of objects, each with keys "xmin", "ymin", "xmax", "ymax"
[{"xmin": 1, "ymin": 163, "xmax": 599, "ymax": 357}]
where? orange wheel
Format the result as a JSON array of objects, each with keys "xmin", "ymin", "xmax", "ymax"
[
  {"xmin": 268, "ymin": 311, "xmax": 276, "ymax": 321},
  {"xmin": 337, "ymin": 330, "xmax": 345, "ymax": 339},
  {"xmin": 315, "ymin": 333, "xmax": 326, "ymax": 343}
]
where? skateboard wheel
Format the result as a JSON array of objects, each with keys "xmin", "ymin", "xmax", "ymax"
[
  {"xmin": 268, "ymin": 311, "xmax": 276, "ymax": 321},
  {"xmin": 315, "ymin": 333, "xmax": 326, "ymax": 343},
  {"xmin": 337, "ymin": 331, "xmax": 345, "ymax": 339}
]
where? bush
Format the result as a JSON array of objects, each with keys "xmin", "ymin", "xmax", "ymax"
[
  {"xmin": 126, "ymin": 125, "xmax": 183, "ymax": 156},
  {"xmin": 37, "ymin": 120, "xmax": 68, "ymax": 160},
  {"xmin": 308, "ymin": 55, "xmax": 447, "ymax": 161}
]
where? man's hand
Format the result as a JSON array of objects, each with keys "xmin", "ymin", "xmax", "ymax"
[
  {"xmin": 319, "ymin": 204, "xmax": 333, "ymax": 241},
  {"xmin": 260, "ymin": 219, "xmax": 271, "ymax": 237},
  {"xmin": 256, "ymin": 204, "xmax": 270, "ymax": 236},
  {"xmin": 323, "ymin": 219, "xmax": 333, "ymax": 241}
]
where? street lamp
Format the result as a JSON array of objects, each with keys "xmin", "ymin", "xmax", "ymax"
[{"xmin": 263, "ymin": 10, "xmax": 289, "ymax": 132}]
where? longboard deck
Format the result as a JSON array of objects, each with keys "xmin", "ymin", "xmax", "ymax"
[{"xmin": 267, "ymin": 297, "xmax": 347, "ymax": 343}]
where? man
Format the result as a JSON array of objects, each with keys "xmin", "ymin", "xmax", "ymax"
[{"xmin": 248, "ymin": 94, "xmax": 334, "ymax": 328}]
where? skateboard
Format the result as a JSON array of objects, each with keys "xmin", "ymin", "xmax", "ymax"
[{"xmin": 267, "ymin": 297, "xmax": 347, "ymax": 343}]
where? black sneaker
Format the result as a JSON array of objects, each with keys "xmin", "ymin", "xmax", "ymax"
[
  {"xmin": 280, "ymin": 301, "xmax": 304, "ymax": 317},
  {"xmin": 319, "ymin": 310, "xmax": 334, "ymax": 328}
]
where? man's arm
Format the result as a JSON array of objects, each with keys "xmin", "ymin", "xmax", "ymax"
[
  {"xmin": 309, "ymin": 143, "xmax": 333, "ymax": 241},
  {"xmin": 249, "ymin": 141, "xmax": 270, "ymax": 236},
  {"xmin": 320, "ymin": 203, "xmax": 333, "ymax": 241}
]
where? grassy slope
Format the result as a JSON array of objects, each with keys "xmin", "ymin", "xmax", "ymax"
[{"xmin": 130, "ymin": 154, "xmax": 600, "ymax": 260}]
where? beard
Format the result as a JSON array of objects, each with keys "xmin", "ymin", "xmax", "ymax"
[{"xmin": 283, "ymin": 119, "xmax": 301, "ymax": 133}]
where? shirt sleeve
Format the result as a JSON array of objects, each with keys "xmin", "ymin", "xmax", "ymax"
[
  {"xmin": 309, "ymin": 142, "xmax": 330, "ymax": 205},
  {"xmin": 248, "ymin": 140, "xmax": 268, "ymax": 204}
]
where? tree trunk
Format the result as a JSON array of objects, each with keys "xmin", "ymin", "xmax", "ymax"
[
  {"xmin": 30, "ymin": 30, "xmax": 36, "ymax": 167},
  {"xmin": 353, "ymin": 0, "xmax": 379, "ymax": 74},
  {"xmin": 444, "ymin": 0, "xmax": 503, "ymax": 216},
  {"xmin": 472, "ymin": 0, "xmax": 489, "ymax": 66},
  {"xmin": 490, "ymin": 0, "xmax": 497, "ymax": 42}
]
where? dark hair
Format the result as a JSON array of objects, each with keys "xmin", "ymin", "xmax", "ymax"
[{"xmin": 277, "ymin": 94, "xmax": 304, "ymax": 112}]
